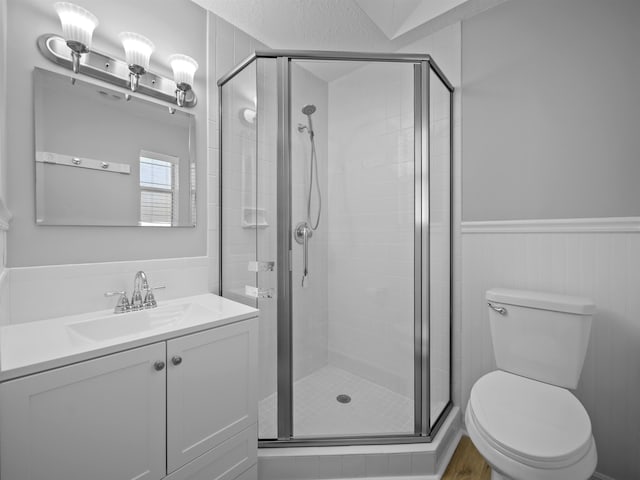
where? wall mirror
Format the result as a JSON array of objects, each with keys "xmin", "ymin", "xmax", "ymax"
[{"xmin": 34, "ymin": 68, "xmax": 196, "ymax": 227}]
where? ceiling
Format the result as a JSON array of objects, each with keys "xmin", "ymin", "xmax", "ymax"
[
  {"xmin": 354, "ymin": 0, "xmax": 467, "ymax": 40},
  {"xmin": 193, "ymin": 0, "xmax": 472, "ymax": 52}
]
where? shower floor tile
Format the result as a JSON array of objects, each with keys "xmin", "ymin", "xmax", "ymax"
[{"xmin": 259, "ymin": 365, "xmax": 415, "ymax": 438}]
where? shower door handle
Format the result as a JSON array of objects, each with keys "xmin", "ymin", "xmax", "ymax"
[{"xmin": 295, "ymin": 222, "xmax": 313, "ymax": 287}]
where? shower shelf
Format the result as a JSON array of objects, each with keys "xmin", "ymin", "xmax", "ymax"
[{"xmin": 241, "ymin": 207, "xmax": 268, "ymax": 229}]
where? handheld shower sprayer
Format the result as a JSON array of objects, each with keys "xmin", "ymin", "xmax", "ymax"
[{"xmin": 295, "ymin": 103, "xmax": 321, "ymax": 287}]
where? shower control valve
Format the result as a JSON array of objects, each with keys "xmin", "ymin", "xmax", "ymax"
[{"xmin": 294, "ymin": 222, "xmax": 313, "ymax": 244}]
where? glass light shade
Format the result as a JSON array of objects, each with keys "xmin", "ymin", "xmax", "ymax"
[
  {"xmin": 119, "ymin": 32, "xmax": 155, "ymax": 71},
  {"xmin": 168, "ymin": 54, "xmax": 199, "ymax": 88},
  {"xmin": 53, "ymin": 2, "xmax": 98, "ymax": 49}
]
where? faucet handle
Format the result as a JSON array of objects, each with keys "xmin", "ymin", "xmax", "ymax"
[
  {"xmin": 143, "ymin": 285, "xmax": 166, "ymax": 309},
  {"xmin": 104, "ymin": 291, "xmax": 130, "ymax": 314}
]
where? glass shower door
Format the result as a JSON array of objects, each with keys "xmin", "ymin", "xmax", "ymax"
[
  {"xmin": 220, "ymin": 60, "xmax": 258, "ymax": 310},
  {"xmin": 289, "ymin": 60, "xmax": 416, "ymax": 437}
]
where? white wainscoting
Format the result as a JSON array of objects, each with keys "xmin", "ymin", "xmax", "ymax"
[
  {"xmin": 7, "ymin": 256, "xmax": 210, "ymax": 324},
  {"xmin": 0, "ymin": 215, "xmax": 9, "ymax": 326},
  {"xmin": 461, "ymin": 217, "xmax": 640, "ymax": 480},
  {"xmin": 0, "ymin": 252, "xmax": 8, "ymax": 326}
]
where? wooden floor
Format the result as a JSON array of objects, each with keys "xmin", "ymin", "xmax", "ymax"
[{"xmin": 442, "ymin": 436, "xmax": 492, "ymax": 480}]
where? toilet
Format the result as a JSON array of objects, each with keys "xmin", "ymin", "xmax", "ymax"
[{"xmin": 465, "ymin": 288, "xmax": 598, "ymax": 480}]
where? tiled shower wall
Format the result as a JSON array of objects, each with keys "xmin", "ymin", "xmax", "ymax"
[
  {"xmin": 290, "ymin": 63, "xmax": 330, "ymax": 382},
  {"xmin": 327, "ymin": 62, "xmax": 416, "ymax": 398},
  {"xmin": 461, "ymin": 222, "xmax": 640, "ymax": 480}
]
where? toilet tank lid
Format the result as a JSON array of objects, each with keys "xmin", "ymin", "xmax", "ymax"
[{"xmin": 486, "ymin": 288, "xmax": 596, "ymax": 315}]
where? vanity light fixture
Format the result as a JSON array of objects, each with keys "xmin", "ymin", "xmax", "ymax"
[
  {"xmin": 40, "ymin": 3, "xmax": 197, "ymax": 107},
  {"xmin": 119, "ymin": 32, "xmax": 154, "ymax": 92},
  {"xmin": 53, "ymin": 2, "xmax": 98, "ymax": 73},
  {"xmin": 169, "ymin": 54, "xmax": 198, "ymax": 107}
]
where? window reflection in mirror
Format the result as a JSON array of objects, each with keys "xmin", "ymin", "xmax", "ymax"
[
  {"xmin": 139, "ymin": 151, "xmax": 179, "ymax": 226},
  {"xmin": 34, "ymin": 68, "xmax": 196, "ymax": 227}
]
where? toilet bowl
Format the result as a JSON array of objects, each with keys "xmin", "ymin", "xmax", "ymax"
[
  {"xmin": 466, "ymin": 371, "xmax": 597, "ymax": 480},
  {"xmin": 466, "ymin": 289, "xmax": 597, "ymax": 480}
]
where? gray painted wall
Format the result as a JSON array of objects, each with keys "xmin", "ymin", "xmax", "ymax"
[
  {"xmin": 6, "ymin": 0, "xmax": 207, "ymax": 266},
  {"xmin": 0, "ymin": 0, "xmax": 6, "ymax": 201},
  {"xmin": 462, "ymin": 0, "xmax": 640, "ymax": 221}
]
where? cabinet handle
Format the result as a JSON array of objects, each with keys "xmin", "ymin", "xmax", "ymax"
[
  {"xmin": 154, "ymin": 361, "xmax": 166, "ymax": 371},
  {"xmin": 171, "ymin": 355, "xmax": 183, "ymax": 366}
]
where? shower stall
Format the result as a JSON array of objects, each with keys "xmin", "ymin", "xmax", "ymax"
[{"xmin": 218, "ymin": 51, "xmax": 452, "ymax": 445}]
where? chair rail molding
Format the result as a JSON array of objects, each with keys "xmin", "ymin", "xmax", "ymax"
[{"xmin": 461, "ymin": 217, "xmax": 640, "ymax": 234}]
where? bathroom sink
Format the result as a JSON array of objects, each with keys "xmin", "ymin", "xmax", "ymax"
[{"xmin": 66, "ymin": 303, "xmax": 208, "ymax": 342}]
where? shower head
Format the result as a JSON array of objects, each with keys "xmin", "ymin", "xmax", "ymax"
[
  {"xmin": 300, "ymin": 104, "xmax": 316, "ymax": 138},
  {"xmin": 301, "ymin": 104, "xmax": 316, "ymax": 115}
]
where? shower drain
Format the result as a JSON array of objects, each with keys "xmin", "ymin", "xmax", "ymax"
[{"xmin": 336, "ymin": 394, "xmax": 352, "ymax": 404}]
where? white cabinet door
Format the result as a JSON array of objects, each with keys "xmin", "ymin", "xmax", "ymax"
[
  {"xmin": 166, "ymin": 318, "xmax": 258, "ymax": 473},
  {"xmin": 0, "ymin": 343, "xmax": 167, "ymax": 480}
]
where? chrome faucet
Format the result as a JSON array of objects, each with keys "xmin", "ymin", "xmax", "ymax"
[
  {"xmin": 131, "ymin": 270, "xmax": 149, "ymax": 310},
  {"xmin": 104, "ymin": 271, "xmax": 165, "ymax": 313}
]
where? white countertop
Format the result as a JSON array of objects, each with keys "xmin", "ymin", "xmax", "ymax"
[{"xmin": 0, "ymin": 294, "xmax": 258, "ymax": 382}]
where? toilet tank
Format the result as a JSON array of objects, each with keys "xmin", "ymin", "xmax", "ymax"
[{"xmin": 486, "ymin": 288, "xmax": 595, "ymax": 389}]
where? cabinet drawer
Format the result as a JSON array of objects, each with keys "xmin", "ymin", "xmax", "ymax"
[{"xmin": 165, "ymin": 424, "xmax": 258, "ymax": 480}]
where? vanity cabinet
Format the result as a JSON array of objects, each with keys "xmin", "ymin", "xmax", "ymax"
[{"xmin": 0, "ymin": 318, "xmax": 258, "ymax": 480}]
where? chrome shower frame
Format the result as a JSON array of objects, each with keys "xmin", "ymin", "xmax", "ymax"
[{"xmin": 218, "ymin": 50, "xmax": 454, "ymax": 447}]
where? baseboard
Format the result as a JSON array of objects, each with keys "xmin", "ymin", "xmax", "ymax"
[
  {"xmin": 592, "ymin": 472, "xmax": 616, "ymax": 480},
  {"xmin": 434, "ymin": 428, "xmax": 463, "ymax": 478}
]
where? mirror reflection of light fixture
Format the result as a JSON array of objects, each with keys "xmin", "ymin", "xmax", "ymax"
[
  {"xmin": 53, "ymin": 2, "xmax": 98, "ymax": 74},
  {"xmin": 241, "ymin": 108, "xmax": 256, "ymax": 125},
  {"xmin": 119, "ymin": 32, "xmax": 154, "ymax": 92},
  {"xmin": 169, "ymin": 54, "xmax": 198, "ymax": 107}
]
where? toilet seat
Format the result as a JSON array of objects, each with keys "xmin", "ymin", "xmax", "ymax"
[
  {"xmin": 466, "ymin": 371, "xmax": 597, "ymax": 479},
  {"xmin": 469, "ymin": 371, "xmax": 592, "ymax": 469}
]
